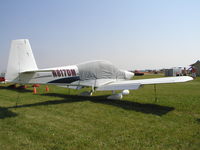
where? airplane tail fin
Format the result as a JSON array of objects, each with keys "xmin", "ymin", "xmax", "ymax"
[{"xmin": 6, "ymin": 39, "xmax": 38, "ymax": 82}]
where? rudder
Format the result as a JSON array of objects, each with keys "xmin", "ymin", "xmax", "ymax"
[{"xmin": 6, "ymin": 39, "xmax": 38, "ymax": 82}]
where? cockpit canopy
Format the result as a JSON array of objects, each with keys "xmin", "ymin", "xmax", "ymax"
[{"xmin": 77, "ymin": 60, "xmax": 126, "ymax": 80}]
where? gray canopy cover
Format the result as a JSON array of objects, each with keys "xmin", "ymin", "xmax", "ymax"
[{"xmin": 77, "ymin": 60, "xmax": 125, "ymax": 80}]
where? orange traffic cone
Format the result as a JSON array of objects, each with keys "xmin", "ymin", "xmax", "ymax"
[
  {"xmin": 45, "ymin": 85, "xmax": 49, "ymax": 92},
  {"xmin": 33, "ymin": 87, "xmax": 37, "ymax": 94}
]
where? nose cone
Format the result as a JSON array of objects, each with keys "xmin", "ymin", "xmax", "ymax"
[{"xmin": 124, "ymin": 71, "xmax": 134, "ymax": 79}]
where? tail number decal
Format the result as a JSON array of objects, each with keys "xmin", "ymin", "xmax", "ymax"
[{"xmin": 52, "ymin": 69, "xmax": 77, "ymax": 77}]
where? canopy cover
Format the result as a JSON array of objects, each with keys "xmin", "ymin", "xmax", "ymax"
[{"xmin": 77, "ymin": 60, "xmax": 125, "ymax": 80}]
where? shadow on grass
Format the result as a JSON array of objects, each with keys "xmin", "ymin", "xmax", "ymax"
[
  {"xmin": 0, "ymin": 85, "xmax": 29, "ymax": 119},
  {"xmin": 197, "ymin": 118, "xmax": 200, "ymax": 123},
  {"xmin": 0, "ymin": 107, "xmax": 18, "ymax": 119},
  {"xmin": 0, "ymin": 85, "xmax": 32, "ymax": 93},
  {"xmin": 8, "ymin": 93, "xmax": 174, "ymax": 116}
]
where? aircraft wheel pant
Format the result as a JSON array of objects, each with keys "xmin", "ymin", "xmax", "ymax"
[
  {"xmin": 107, "ymin": 93, "xmax": 123, "ymax": 100},
  {"xmin": 107, "ymin": 90, "xmax": 130, "ymax": 100},
  {"xmin": 79, "ymin": 91, "xmax": 93, "ymax": 96}
]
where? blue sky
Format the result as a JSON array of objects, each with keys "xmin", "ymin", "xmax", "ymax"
[{"xmin": 0, "ymin": 0, "xmax": 200, "ymax": 72}]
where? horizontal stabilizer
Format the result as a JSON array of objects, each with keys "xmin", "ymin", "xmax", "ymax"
[{"xmin": 21, "ymin": 65, "xmax": 78, "ymax": 73}]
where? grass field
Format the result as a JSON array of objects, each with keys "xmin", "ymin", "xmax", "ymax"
[{"xmin": 0, "ymin": 74, "xmax": 200, "ymax": 150}]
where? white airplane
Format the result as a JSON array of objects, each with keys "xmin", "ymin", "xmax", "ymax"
[{"xmin": 5, "ymin": 39, "xmax": 193, "ymax": 99}]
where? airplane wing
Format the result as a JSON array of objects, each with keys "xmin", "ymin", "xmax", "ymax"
[{"xmin": 96, "ymin": 76, "xmax": 193, "ymax": 91}]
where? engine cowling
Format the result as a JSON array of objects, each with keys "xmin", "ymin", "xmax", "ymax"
[{"xmin": 124, "ymin": 71, "xmax": 134, "ymax": 79}]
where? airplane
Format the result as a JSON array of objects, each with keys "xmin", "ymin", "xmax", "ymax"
[
  {"xmin": 5, "ymin": 39, "xmax": 193, "ymax": 100},
  {"xmin": 0, "ymin": 72, "xmax": 5, "ymax": 84},
  {"xmin": 0, "ymin": 77, "xmax": 5, "ymax": 83}
]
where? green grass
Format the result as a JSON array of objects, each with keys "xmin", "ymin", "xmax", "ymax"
[{"xmin": 0, "ymin": 75, "xmax": 200, "ymax": 150}]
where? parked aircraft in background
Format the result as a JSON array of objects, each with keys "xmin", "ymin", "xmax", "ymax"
[
  {"xmin": 0, "ymin": 77, "xmax": 5, "ymax": 83},
  {"xmin": 0, "ymin": 72, "xmax": 5, "ymax": 83},
  {"xmin": 5, "ymin": 39, "xmax": 193, "ymax": 99}
]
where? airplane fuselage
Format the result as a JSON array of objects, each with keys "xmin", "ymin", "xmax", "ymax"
[{"xmin": 17, "ymin": 61, "xmax": 134, "ymax": 88}]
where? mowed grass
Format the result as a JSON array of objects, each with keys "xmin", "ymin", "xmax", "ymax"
[{"xmin": 0, "ymin": 74, "xmax": 200, "ymax": 150}]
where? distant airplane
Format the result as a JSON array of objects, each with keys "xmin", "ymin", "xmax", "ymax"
[
  {"xmin": 0, "ymin": 77, "xmax": 5, "ymax": 83},
  {"xmin": 5, "ymin": 39, "xmax": 193, "ymax": 99},
  {"xmin": 0, "ymin": 73, "xmax": 5, "ymax": 83}
]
